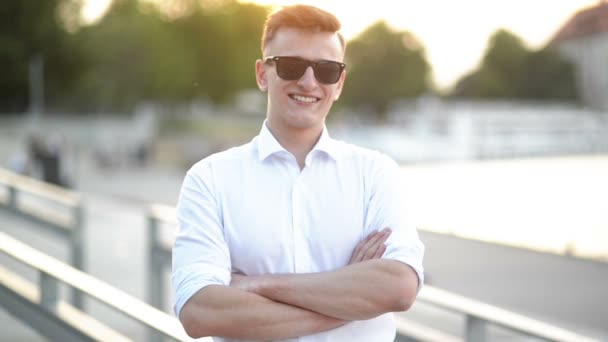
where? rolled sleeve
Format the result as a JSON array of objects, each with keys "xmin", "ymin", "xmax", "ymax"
[
  {"xmin": 172, "ymin": 162, "xmax": 231, "ymax": 317},
  {"xmin": 364, "ymin": 154, "xmax": 425, "ymax": 290},
  {"xmin": 383, "ymin": 232, "xmax": 425, "ymax": 291}
]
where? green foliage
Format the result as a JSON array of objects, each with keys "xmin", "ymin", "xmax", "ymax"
[
  {"xmin": 341, "ymin": 21, "xmax": 430, "ymax": 120},
  {"xmin": 522, "ymin": 48, "xmax": 577, "ymax": 100},
  {"xmin": 0, "ymin": 0, "xmax": 80, "ymax": 112},
  {"xmin": 71, "ymin": 0, "xmax": 196, "ymax": 111},
  {"xmin": 452, "ymin": 29, "xmax": 578, "ymax": 101},
  {"xmin": 70, "ymin": 0, "xmax": 268, "ymax": 112},
  {"xmin": 1, "ymin": 0, "xmax": 268, "ymax": 114},
  {"xmin": 168, "ymin": 1, "xmax": 267, "ymax": 103},
  {"xmin": 0, "ymin": 2, "xmax": 581, "ymax": 114}
]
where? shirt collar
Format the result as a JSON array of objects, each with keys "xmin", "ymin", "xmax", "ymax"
[
  {"xmin": 257, "ymin": 121, "xmax": 287, "ymax": 161},
  {"xmin": 312, "ymin": 126, "xmax": 338, "ymax": 161},
  {"xmin": 256, "ymin": 121, "xmax": 339, "ymax": 162}
]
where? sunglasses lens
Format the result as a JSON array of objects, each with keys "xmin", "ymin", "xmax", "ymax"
[
  {"xmin": 314, "ymin": 61, "xmax": 342, "ymax": 84},
  {"xmin": 276, "ymin": 58, "xmax": 308, "ymax": 80},
  {"xmin": 272, "ymin": 57, "xmax": 343, "ymax": 84}
]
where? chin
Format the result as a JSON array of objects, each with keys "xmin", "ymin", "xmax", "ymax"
[{"xmin": 286, "ymin": 115, "xmax": 324, "ymax": 130}]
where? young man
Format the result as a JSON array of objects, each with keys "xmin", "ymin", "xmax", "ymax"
[{"xmin": 172, "ymin": 5, "xmax": 424, "ymax": 341}]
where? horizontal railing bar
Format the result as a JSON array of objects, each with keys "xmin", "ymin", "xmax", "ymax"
[
  {"xmin": 417, "ymin": 286, "xmax": 599, "ymax": 342},
  {"xmin": 0, "ymin": 205, "xmax": 73, "ymax": 236},
  {"xmin": 0, "ymin": 232, "xmax": 200, "ymax": 342},
  {"xmin": 395, "ymin": 315, "xmax": 463, "ymax": 342},
  {"xmin": 0, "ymin": 168, "xmax": 81, "ymax": 207},
  {"xmin": 17, "ymin": 203, "xmax": 75, "ymax": 231},
  {"xmin": 0, "ymin": 264, "xmax": 132, "ymax": 342}
]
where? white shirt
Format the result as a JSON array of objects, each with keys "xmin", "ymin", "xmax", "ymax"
[{"xmin": 172, "ymin": 122, "xmax": 425, "ymax": 342}]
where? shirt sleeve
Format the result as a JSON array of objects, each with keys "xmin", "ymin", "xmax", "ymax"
[
  {"xmin": 363, "ymin": 154, "xmax": 425, "ymax": 291},
  {"xmin": 172, "ymin": 161, "xmax": 231, "ymax": 317}
]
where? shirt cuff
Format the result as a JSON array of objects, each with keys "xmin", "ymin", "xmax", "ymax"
[
  {"xmin": 172, "ymin": 263, "xmax": 231, "ymax": 317},
  {"xmin": 382, "ymin": 256, "xmax": 425, "ymax": 293}
]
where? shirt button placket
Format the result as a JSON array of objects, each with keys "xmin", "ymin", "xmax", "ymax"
[{"xmin": 291, "ymin": 168, "xmax": 308, "ymax": 273}]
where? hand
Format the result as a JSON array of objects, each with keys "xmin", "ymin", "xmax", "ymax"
[
  {"xmin": 349, "ymin": 228, "xmax": 391, "ymax": 264},
  {"xmin": 231, "ymin": 273, "xmax": 255, "ymax": 292}
]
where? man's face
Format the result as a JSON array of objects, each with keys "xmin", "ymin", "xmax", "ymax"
[{"xmin": 256, "ymin": 27, "xmax": 346, "ymax": 136}]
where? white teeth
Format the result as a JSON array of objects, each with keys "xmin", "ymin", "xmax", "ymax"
[{"xmin": 292, "ymin": 95, "xmax": 317, "ymax": 103}]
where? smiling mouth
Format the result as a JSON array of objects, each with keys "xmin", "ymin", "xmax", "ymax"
[{"xmin": 290, "ymin": 94, "xmax": 319, "ymax": 103}]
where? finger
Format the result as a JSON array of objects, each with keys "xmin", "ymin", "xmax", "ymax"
[
  {"xmin": 351, "ymin": 227, "xmax": 393, "ymax": 263},
  {"xmin": 351, "ymin": 239, "xmax": 369, "ymax": 263},
  {"xmin": 362, "ymin": 229, "xmax": 387, "ymax": 251},
  {"xmin": 375, "ymin": 228, "xmax": 391, "ymax": 247},
  {"xmin": 362, "ymin": 229, "xmax": 391, "ymax": 260},
  {"xmin": 351, "ymin": 230, "xmax": 382, "ymax": 263},
  {"xmin": 350, "ymin": 232, "xmax": 374, "ymax": 263},
  {"xmin": 358, "ymin": 229, "xmax": 389, "ymax": 261},
  {"xmin": 373, "ymin": 244, "xmax": 387, "ymax": 259},
  {"xmin": 349, "ymin": 242, "xmax": 363, "ymax": 263}
]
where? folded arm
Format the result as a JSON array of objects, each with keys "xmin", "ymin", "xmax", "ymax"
[
  {"xmin": 179, "ymin": 284, "xmax": 346, "ymax": 339},
  {"xmin": 235, "ymin": 259, "xmax": 418, "ymax": 321},
  {"xmin": 232, "ymin": 229, "xmax": 420, "ymax": 321}
]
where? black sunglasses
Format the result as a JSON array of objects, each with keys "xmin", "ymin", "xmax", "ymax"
[{"xmin": 264, "ymin": 56, "xmax": 345, "ymax": 85}]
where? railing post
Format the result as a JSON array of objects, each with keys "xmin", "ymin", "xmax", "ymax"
[
  {"xmin": 148, "ymin": 214, "xmax": 163, "ymax": 342},
  {"xmin": 8, "ymin": 184, "xmax": 18, "ymax": 210},
  {"xmin": 40, "ymin": 272, "xmax": 59, "ymax": 311},
  {"xmin": 148, "ymin": 214, "xmax": 163, "ymax": 309},
  {"xmin": 466, "ymin": 315, "xmax": 486, "ymax": 342},
  {"xmin": 71, "ymin": 204, "xmax": 85, "ymax": 310}
]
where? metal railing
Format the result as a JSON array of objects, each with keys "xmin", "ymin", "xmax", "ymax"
[
  {"xmin": 409, "ymin": 286, "xmax": 599, "ymax": 342},
  {"xmin": 0, "ymin": 231, "xmax": 202, "ymax": 342},
  {"xmin": 0, "ymin": 167, "xmax": 85, "ymax": 308},
  {"xmin": 147, "ymin": 204, "xmax": 176, "ymax": 312},
  {"xmin": 146, "ymin": 203, "xmax": 599, "ymax": 342}
]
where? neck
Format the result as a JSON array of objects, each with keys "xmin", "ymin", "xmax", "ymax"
[{"xmin": 266, "ymin": 121, "xmax": 323, "ymax": 169}]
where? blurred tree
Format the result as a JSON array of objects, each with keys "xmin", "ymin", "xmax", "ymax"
[
  {"xmin": 68, "ymin": 0, "xmax": 268, "ymax": 112},
  {"xmin": 481, "ymin": 30, "xmax": 528, "ymax": 97},
  {"xmin": 452, "ymin": 30, "xmax": 527, "ymax": 98},
  {"xmin": 71, "ymin": 0, "xmax": 197, "ymax": 111},
  {"xmin": 341, "ymin": 21, "xmax": 431, "ymax": 121},
  {"xmin": 522, "ymin": 47, "xmax": 577, "ymax": 100},
  {"xmin": 169, "ymin": 1, "xmax": 267, "ymax": 103},
  {"xmin": 452, "ymin": 29, "xmax": 577, "ymax": 101},
  {"xmin": 0, "ymin": 0, "xmax": 82, "ymax": 113}
]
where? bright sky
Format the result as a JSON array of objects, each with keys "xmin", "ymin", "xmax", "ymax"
[{"xmin": 83, "ymin": 0, "xmax": 600, "ymax": 90}]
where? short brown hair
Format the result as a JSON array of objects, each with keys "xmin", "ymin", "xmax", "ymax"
[{"xmin": 261, "ymin": 5, "xmax": 346, "ymax": 54}]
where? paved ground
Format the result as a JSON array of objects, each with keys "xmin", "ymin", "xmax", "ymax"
[{"xmin": 410, "ymin": 231, "xmax": 608, "ymax": 340}]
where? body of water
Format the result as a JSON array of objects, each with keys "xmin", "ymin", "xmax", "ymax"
[{"xmin": 400, "ymin": 155, "xmax": 608, "ymax": 261}]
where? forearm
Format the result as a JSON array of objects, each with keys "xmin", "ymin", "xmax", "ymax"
[
  {"xmin": 179, "ymin": 285, "xmax": 346, "ymax": 339},
  {"xmin": 250, "ymin": 259, "xmax": 419, "ymax": 320}
]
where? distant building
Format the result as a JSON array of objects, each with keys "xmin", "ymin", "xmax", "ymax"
[{"xmin": 550, "ymin": 1, "xmax": 608, "ymax": 111}]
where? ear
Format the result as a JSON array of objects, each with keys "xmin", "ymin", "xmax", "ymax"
[
  {"xmin": 255, "ymin": 59, "xmax": 268, "ymax": 92},
  {"xmin": 333, "ymin": 69, "xmax": 346, "ymax": 101}
]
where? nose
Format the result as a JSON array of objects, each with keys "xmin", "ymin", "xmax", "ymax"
[{"xmin": 296, "ymin": 66, "xmax": 318, "ymax": 90}]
